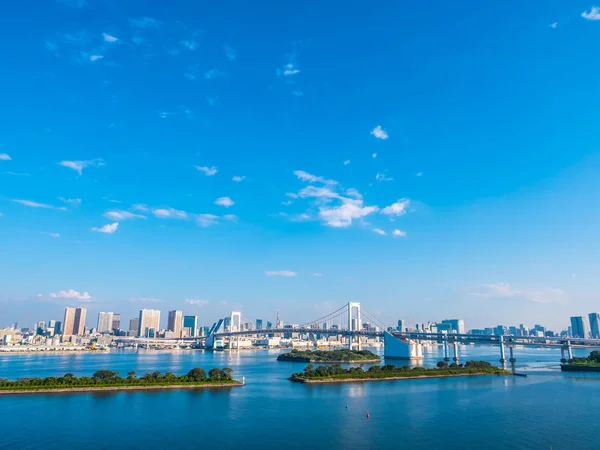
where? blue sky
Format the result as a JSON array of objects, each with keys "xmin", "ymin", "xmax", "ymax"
[{"xmin": 1, "ymin": 0, "xmax": 600, "ymax": 331}]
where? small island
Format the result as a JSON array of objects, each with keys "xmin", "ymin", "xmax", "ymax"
[
  {"xmin": 0, "ymin": 367, "xmax": 242, "ymax": 395},
  {"xmin": 289, "ymin": 360, "xmax": 510, "ymax": 383},
  {"xmin": 277, "ymin": 349, "xmax": 381, "ymax": 363},
  {"xmin": 561, "ymin": 350, "xmax": 600, "ymax": 372}
]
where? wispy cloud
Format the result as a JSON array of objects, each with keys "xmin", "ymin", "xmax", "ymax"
[
  {"xmin": 130, "ymin": 297, "xmax": 160, "ymax": 303},
  {"xmin": 343, "ymin": 160, "xmax": 351, "ymax": 165},
  {"xmin": 320, "ymin": 202, "xmax": 378, "ymax": 228},
  {"xmin": 393, "ymin": 229, "xmax": 406, "ymax": 237},
  {"xmin": 130, "ymin": 17, "xmax": 162, "ymax": 28},
  {"xmin": 232, "ymin": 176, "xmax": 245, "ymax": 182},
  {"xmin": 223, "ymin": 44, "xmax": 236, "ymax": 61},
  {"xmin": 381, "ymin": 199, "xmax": 410, "ymax": 217},
  {"xmin": 42, "ymin": 232, "xmax": 60, "ymax": 238},
  {"xmin": 375, "ymin": 172, "xmax": 393, "ymax": 182},
  {"xmin": 57, "ymin": 0, "xmax": 87, "ymax": 8},
  {"xmin": 58, "ymin": 197, "xmax": 82, "ymax": 206},
  {"xmin": 0, "ymin": 153, "xmax": 11, "ymax": 161},
  {"xmin": 550, "ymin": 22, "xmax": 558, "ymax": 28},
  {"xmin": 5, "ymin": 172, "xmax": 30, "ymax": 176},
  {"xmin": 102, "ymin": 33, "xmax": 118, "ymax": 43},
  {"xmin": 470, "ymin": 282, "xmax": 567, "ymax": 304},
  {"xmin": 279, "ymin": 63, "xmax": 300, "ymax": 76},
  {"xmin": 196, "ymin": 214, "xmax": 219, "ymax": 227},
  {"xmin": 372, "ymin": 153, "xmax": 377, "ymax": 158},
  {"xmin": 292, "ymin": 91, "xmax": 304, "ymax": 97},
  {"xmin": 58, "ymin": 158, "xmax": 104, "ymax": 175},
  {"xmin": 104, "ymin": 210, "xmax": 146, "ymax": 220},
  {"xmin": 92, "ymin": 222, "xmax": 119, "ymax": 234},
  {"xmin": 152, "ymin": 208, "xmax": 188, "ymax": 219},
  {"xmin": 373, "ymin": 228, "xmax": 387, "ymax": 236},
  {"xmin": 313, "ymin": 273, "xmax": 323, "ymax": 277},
  {"xmin": 294, "ymin": 170, "xmax": 336, "ymax": 185},
  {"xmin": 180, "ymin": 40, "xmax": 198, "ymax": 50},
  {"xmin": 50, "ymin": 289, "xmax": 91, "ymax": 301},
  {"xmin": 215, "ymin": 197, "xmax": 234, "ymax": 208},
  {"xmin": 266, "ymin": 270, "xmax": 297, "ymax": 277},
  {"xmin": 371, "ymin": 125, "xmax": 388, "ymax": 140},
  {"xmin": 132, "ymin": 204, "xmax": 149, "ymax": 212},
  {"xmin": 204, "ymin": 69, "xmax": 226, "ymax": 79},
  {"xmin": 185, "ymin": 299, "xmax": 209, "ymax": 305},
  {"xmin": 89, "ymin": 55, "xmax": 104, "ymax": 62},
  {"xmin": 416, "ymin": 172, "xmax": 423, "ymax": 177},
  {"xmin": 13, "ymin": 199, "xmax": 62, "ymax": 210},
  {"xmin": 196, "ymin": 166, "xmax": 218, "ymax": 176},
  {"xmin": 582, "ymin": 7, "xmax": 600, "ymax": 20}
]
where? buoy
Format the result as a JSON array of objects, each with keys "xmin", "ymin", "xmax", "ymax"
[
  {"xmin": 366, "ymin": 411, "xmax": 370, "ymax": 419},
  {"xmin": 345, "ymin": 404, "xmax": 348, "ymax": 409}
]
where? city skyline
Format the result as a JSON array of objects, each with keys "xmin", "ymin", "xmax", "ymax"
[{"xmin": 2, "ymin": 1, "xmax": 600, "ymax": 330}]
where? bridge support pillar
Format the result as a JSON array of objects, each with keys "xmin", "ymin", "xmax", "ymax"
[
  {"xmin": 384, "ymin": 332, "xmax": 423, "ymax": 361},
  {"xmin": 443, "ymin": 335, "xmax": 450, "ymax": 362},
  {"xmin": 452, "ymin": 341, "xmax": 459, "ymax": 364},
  {"xmin": 567, "ymin": 340, "xmax": 573, "ymax": 360},
  {"xmin": 499, "ymin": 335, "xmax": 506, "ymax": 367},
  {"xmin": 509, "ymin": 346, "xmax": 516, "ymax": 374}
]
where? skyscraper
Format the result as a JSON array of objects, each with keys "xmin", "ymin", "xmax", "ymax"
[
  {"xmin": 397, "ymin": 320, "xmax": 405, "ymax": 332},
  {"xmin": 588, "ymin": 313, "xmax": 600, "ymax": 339},
  {"xmin": 570, "ymin": 316, "xmax": 588, "ymax": 338},
  {"xmin": 112, "ymin": 314, "xmax": 121, "ymax": 331},
  {"xmin": 256, "ymin": 319, "xmax": 263, "ymax": 330},
  {"xmin": 183, "ymin": 316, "xmax": 198, "ymax": 337},
  {"xmin": 138, "ymin": 309, "xmax": 161, "ymax": 338},
  {"xmin": 442, "ymin": 319, "xmax": 465, "ymax": 334},
  {"xmin": 167, "ymin": 310, "xmax": 183, "ymax": 337},
  {"xmin": 128, "ymin": 318, "xmax": 139, "ymax": 336},
  {"xmin": 63, "ymin": 307, "xmax": 87, "ymax": 336},
  {"xmin": 97, "ymin": 312, "xmax": 114, "ymax": 333}
]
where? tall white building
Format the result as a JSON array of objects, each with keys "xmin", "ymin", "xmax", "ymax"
[
  {"xmin": 138, "ymin": 309, "xmax": 161, "ymax": 338},
  {"xmin": 97, "ymin": 312, "xmax": 114, "ymax": 333},
  {"xmin": 167, "ymin": 310, "xmax": 183, "ymax": 338}
]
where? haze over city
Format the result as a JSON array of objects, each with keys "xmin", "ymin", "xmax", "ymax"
[{"xmin": 2, "ymin": 0, "xmax": 600, "ymax": 331}]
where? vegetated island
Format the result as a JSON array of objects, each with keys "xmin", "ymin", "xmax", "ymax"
[
  {"xmin": 289, "ymin": 360, "xmax": 511, "ymax": 383},
  {"xmin": 561, "ymin": 350, "xmax": 600, "ymax": 372},
  {"xmin": 0, "ymin": 368, "xmax": 242, "ymax": 395},
  {"xmin": 277, "ymin": 349, "xmax": 381, "ymax": 363}
]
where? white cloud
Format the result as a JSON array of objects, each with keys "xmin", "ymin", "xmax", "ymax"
[
  {"xmin": 152, "ymin": 207, "xmax": 188, "ymax": 219},
  {"xmin": 196, "ymin": 214, "xmax": 219, "ymax": 227},
  {"xmin": 292, "ymin": 91, "xmax": 304, "ymax": 97},
  {"xmin": 582, "ymin": 7, "xmax": 600, "ymax": 20},
  {"xmin": 89, "ymin": 55, "xmax": 104, "ymax": 62},
  {"xmin": 130, "ymin": 17, "xmax": 162, "ymax": 28},
  {"xmin": 215, "ymin": 197, "xmax": 234, "ymax": 208},
  {"xmin": 42, "ymin": 232, "xmax": 60, "ymax": 238},
  {"xmin": 58, "ymin": 158, "xmax": 104, "ymax": 175},
  {"xmin": 196, "ymin": 166, "xmax": 218, "ymax": 176},
  {"xmin": 5, "ymin": 172, "xmax": 30, "ymax": 176},
  {"xmin": 290, "ymin": 213, "xmax": 311, "ymax": 222},
  {"xmin": 0, "ymin": 153, "xmax": 11, "ymax": 161},
  {"xmin": 312, "ymin": 273, "xmax": 323, "ymax": 277},
  {"xmin": 132, "ymin": 204, "xmax": 149, "ymax": 212},
  {"xmin": 204, "ymin": 69, "xmax": 226, "ymax": 79},
  {"xmin": 470, "ymin": 282, "xmax": 567, "ymax": 304},
  {"xmin": 130, "ymin": 297, "xmax": 160, "ymax": 303},
  {"xmin": 371, "ymin": 125, "xmax": 388, "ymax": 140},
  {"xmin": 320, "ymin": 202, "xmax": 379, "ymax": 228},
  {"xmin": 372, "ymin": 153, "xmax": 377, "ymax": 158},
  {"xmin": 50, "ymin": 289, "xmax": 91, "ymax": 301},
  {"xmin": 104, "ymin": 210, "xmax": 146, "ymax": 220},
  {"xmin": 92, "ymin": 222, "xmax": 119, "ymax": 234},
  {"xmin": 550, "ymin": 22, "xmax": 558, "ymax": 28},
  {"xmin": 393, "ymin": 229, "xmax": 406, "ymax": 237},
  {"xmin": 282, "ymin": 200, "xmax": 294, "ymax": 206},
  {"xmin": 58, "ymin": 197, "xmax": 82, "ymax": 206},
  {"xmin": 266, "ymin": 270, "xmax": 297, "ymax": 277},
  {"xmin": 376, "ymin": 172, "xmax": 393, "ymax": 182},
  {"xmin": 281, "ymin": 63, "xmax": 300, "ymax": 76},
  {"xmin": 381, "ymin": 199, "xmax": 410, "ymax": 216},
  {"xmin": 13, "ymin": 199, "xmax": 55, "ymax": 209},
  {"xmin": 232, "ymin": 175, "xmax": 245, "ymax": 182},
  {"xmin": 345, "ymin": 188, "xmax": 362, "ymax": 199},
  {"xmin": 223, "ymin": 214, "xmax": 238, "ymax": 222},
  {"xmin": 185, "ymin": 299, "xmax": 209, "ymax": 305},
  {"xmin": 294, "ymin": 170, "xmax": 336, "ymax": 185},
  {"xmin": 180, "ymin": 40, "xmax": 198, "ymax": 50},
  {"xmin": 416, "ymin": 172, "xmax": 423, "ymax": 177},
  {"xmin": 373, "ymin": 228, "xmax": 386, "ymax": 236},
  {"xmin": 223, "ymin": 44, "xmax": 236, "ymax": 61},
  {"xmin": 343, "ymin": 160, "xmax": 351, "ymax": 165},
  {"xmin": 102, "ymin": 33, "xmax": 118, "ymax": 43}
]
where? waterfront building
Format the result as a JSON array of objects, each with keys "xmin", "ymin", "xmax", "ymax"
[
  {"xmin": 54, "ymin": 321, "xmax": 62, "ymax": 335},
  {"xmin": 266, "ymin": 321, "xmax": 273, "ymax": 330},
  {"xmin": 112, "ymin": 314, "xmax": 121, "ymax": 332},
  {"xmin": 493, "ymin": 325, "xmax": 506, "ymax": 336},
  {"xmin": 441, "ymin": 319, "xmax": 465, "ymax": 334},
  {"xmin": 97, "ymin": 312, "xmax": 114, "ymax": 333},
  {"xmin": 588, "ymin": 313, "xmax": 600, "ymax": 339},
  {"xmin": 167, "ymin": 310, "xmax": 183, "ymax": 337},
  {"xmin": 138, "ymin": 309, "xmax": 160, "ymax": 338},
  {"xmin": 183, "ymin": 316, "xmax": 198, "ymax": 337},
  {"xmin": 256, "ymin": 319, "xmax": 263, "ymax": 330},
  {"xmin": 397, "ymin": 320, "xmax": 405, "ymax": 332},
  {"xmin": 570, "ymin": 316, "xmax": 588, "ymax": 338},
  {"xmin": 128, "ymin": 318, "xmax": 139, "ymax": 336},
  {"xmin": 63, "ymin": 307, "xmax": 87, "ymax": 337}
]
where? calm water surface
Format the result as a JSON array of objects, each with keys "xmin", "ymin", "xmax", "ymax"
[{"xmin": 1, "ymin": 345, "xmax": 598, "ymax": 450}]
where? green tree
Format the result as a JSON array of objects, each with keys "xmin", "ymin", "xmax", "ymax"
[
  {"xmin": 187, "ymin": 368, "xmax": 207, "ymax": 381},
  {"xmin": 437, "ymin": 361, "xmax": 448, "ymax": 368}
]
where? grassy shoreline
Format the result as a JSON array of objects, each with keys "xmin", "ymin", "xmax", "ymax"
[
  {"xmin": 290, "ymin": 372, "xmax": 510, "ymax": 384},
  {"xmin": 277, "ymin": 349, "xmax": 381, "ymax": 364}
]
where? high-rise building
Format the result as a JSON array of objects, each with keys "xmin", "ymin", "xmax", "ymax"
[
  {"xmin": 442, "ymin": 319, "xmax": 465, "ymax": 334},
  {"xmin": 397, "ymin": 320, "xmax": 405, "ymax": 332},
  {"xmin": 138, "ymin": 309, "xmax": 161, "ymax": 338},
  {"xmin": 183, "ymin": 316, "xmax": 198, "ymax": 337},
  {"xmin": 256, "ymin": 319, "xmax": 263, "ymax": 330},
  {"xmin": 266, "ymin": 321, "xmax": 273, "ymax": 330},
  {"xmin": 167, "ymin": 310, "xmax": 183, "ymax": 337},
  {"xmin": 54, "ymin": 321, "xmax": 62, "ymax": 335},
  {"xmin": 128, "ymin": 318, "xmax": 139, "ymax": 336},
  {"xmin": 112, "ymin": 314, "xmax": 121, "ymax": 331},
  {"xmin": 589, "ymin": 313, "xmax": 600, "ymax": 339},
  {"xmin": 63, "ymin": 307, "xmax": 87, "ymax": 336},
  {"xmin": 570, "ymin": 316, "xmax": 588, "ymax": 338},
  {"xmin": 97, "ymin": 312, "xmax": 114, "ymax": 333}
]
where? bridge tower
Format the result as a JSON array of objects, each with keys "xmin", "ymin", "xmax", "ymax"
[
  {"xmin": 348, "ymin": 302, "xmax": 361, "ymax": 331},
  {"xmin": 230, "ymin": 311, "xmax": 241, "ymax": 332}
]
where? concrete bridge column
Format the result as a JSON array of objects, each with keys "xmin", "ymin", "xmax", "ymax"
[
  {"xmin": 452, "ymin": 341, "xmax": 459, "ymax": 364},
  {"xmin": 443, "ymin": 335, "xmax": 450, "ymax": 362},
  {"xmin": 509, "ymin": 346, "xmax": 516, "ymax": 374},
  {"xmin": 567, "ymin": 340, "xmax": 573, "ymax": 360},
  {"xmin": 499, "ymin": 335, "xmax": 506, "ymax": 366},
  {"xmin": 561, "ymin": 347, "xmax": 566, "ymax": 363}
]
